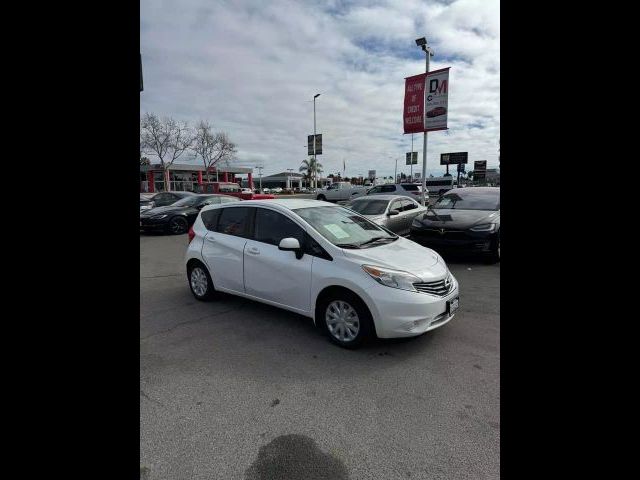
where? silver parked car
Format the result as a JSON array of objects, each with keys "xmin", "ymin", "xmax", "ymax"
[
  {"xmin": 365, "ymin": 183, "xmax": 427, "ymax": 201},
  {"xmin": 344, "ymin": 195, "xmax": 427, "ymax": 236}
]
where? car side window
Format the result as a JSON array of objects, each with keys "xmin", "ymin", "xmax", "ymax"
[
  {"xmin": 401, "ymin": 199, "xmax": 418, "ymax": 211},
  {"xmin": 381, "ymin": 185, "xmax": 396, "ymax": 193},
  {"xmin": 217, "ymin": 207, "xmax": 252, "ymax": 237},
  {"xmin": 254, "ymin": 208, "xmax": 305, "ymax": 246},
  {"xmin": 201, "ymin": 209, "xmax": 221, "ymax": 231},
  {"xmin": 368, "ymin": 186, "xmax": 381, "ymax": 194},
  {"xmin": 201, "ymin": 197, "xmax": 220, "ymax": 206},
  {"xmin": 390, "ymin": 200, "xmax": 403, "ymax": 212}
]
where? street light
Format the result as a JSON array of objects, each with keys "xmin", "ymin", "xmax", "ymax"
[
  {"xmin": 416, "ymin": 36, "xmax": 434, "ymax": 206},
  {"xmin": 255, "ymin": 165, "xmax": 264, "ymax": 193},
  {"xmin": 313, "ymin": 93, "xmax": 321, "ymax": 191}
]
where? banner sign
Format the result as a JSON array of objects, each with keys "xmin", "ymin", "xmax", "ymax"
[
  {"xmin": 440, "ymin": 152, "xmax": 467, "ymax": 165},
  {"xmin": 406, "ymin": 152, "xmax": 418, "ymax": 165},
  {"xmin": 424, "ymin": 67, "xmax": 450, "ymax": 132},
  {"xmin": 368, "ymin": 170, "xmax": 376, "ymax": 180},
  {"xmin": 403, "ymin": 73, "xmax": 426, "ymax": 134},
  {"xmin": 474, "ymin": 160, "xmax": 487, "ymax": 180},
  {"xmin": 403, "ymin": 68, "xmax": 450, "ymax": 133},
  {"xmin": 307, "ymin": 134, "xmax": 322, "ymax": 155}
]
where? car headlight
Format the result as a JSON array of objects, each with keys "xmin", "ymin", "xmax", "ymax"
[
  {"xmin": 469, "ymin": 223, "xmax": 496, "ymax": 232},
  {"xmin": 362, "ymin": 265, "xmax": 420, "ymax": 292},
  {"xmin": 150, "ymin": 214, "xmax": 168, "ymax": 220}
]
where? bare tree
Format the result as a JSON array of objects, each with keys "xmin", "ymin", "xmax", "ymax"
[
  {"xmin": 191, "ymin": 120, "xmax": 237, "ymax": 183},
  {"xmin": 140, "ymin": 113, "xmax": 194, "ymax": 191}
]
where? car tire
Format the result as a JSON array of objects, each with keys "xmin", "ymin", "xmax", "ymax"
[
  {"xmin": 187, "ymin": 261, "xmax": 215, "ymax": 301},
  {"xmin": 316, "ymin": 290, "xmax": 374, "ymax": 349},
  {"xmin": 168, "ymin": 216, "xmax": 189, "ymax": 235},
  {"xmin": 317, "ymin": 194, "xmax": 327, "ymax": 201},
  {"xmin": 487, "ymin": 231, "xmax": 500, "ymax": 263}
]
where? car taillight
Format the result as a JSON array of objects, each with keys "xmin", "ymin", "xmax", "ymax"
[{"xmin": 188, "ymin": 226, "xmax": 195, "ymax": 244}]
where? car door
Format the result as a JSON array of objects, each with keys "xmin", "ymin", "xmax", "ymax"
[
  {"xmin": 398, "ymin": 198, "xmax": 421, "ymax": 235},
  {"xmin": 201, "ymin": 206, "xmax": 253, "ymax": 294},
  {"xmin": 386, "ymin": 199, "xmax": 406, "ymax": 234},
  {"xmin": 243, "ymin": 207, "xmax": 313, "ymax": 314}
]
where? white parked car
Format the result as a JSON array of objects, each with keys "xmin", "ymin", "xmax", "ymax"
[
  {"xmin": 241, "ymin": 188, "xmax": 253, "ymax": 194},
  {"xmin": 272, "ymin": 187, "xmax": 283, "ymax": 194},
  {"xmin": 316, "ymin": 182, "xmax": 368, "ymax": 202},
  {"xmin": 185, "ymin": 199, "xmax": 459, "ymax": 348}
]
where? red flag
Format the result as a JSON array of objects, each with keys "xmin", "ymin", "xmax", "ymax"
[{"xmin": 403, "ymin": 73, "xmax": 426, "ymax": 134}]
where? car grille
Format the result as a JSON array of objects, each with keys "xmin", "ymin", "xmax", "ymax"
[
  {"xmin": 413, "ymin": 276, "xmax": 453, "ymax": 296},
  {"xmin": 414, "ymin": 228, "xmax": 469, "ymax": 240}
]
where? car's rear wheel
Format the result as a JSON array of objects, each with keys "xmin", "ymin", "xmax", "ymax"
[
  {"xmin": 317, "ymin": 194, "xmax": 327, "ymax": 201},
  {"xmin": 168, "ymin": 216, "xmax": 189, "ymax": 235},
  {"xmin": 316, "ymin": 290, "xmax": 374, "ymax": 348},
  {"xmin": 187, "ymin": 262, "xmax": 215, "ymax": 301}
]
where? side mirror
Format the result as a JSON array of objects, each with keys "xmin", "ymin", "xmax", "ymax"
[
  {"xmin": 278, "ymin": 237, "xmax": 303, "ymax": 259},
  {"xmin": 388, "ymin": 209, "xmax": 400, "ymax": 216}
]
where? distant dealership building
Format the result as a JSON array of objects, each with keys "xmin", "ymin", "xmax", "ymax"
[
  {"xmin": 239, "ymin": 171, "xmax": 331, "ymax": 190},
  {"xmin": 140, "ymin": 162, "xmax": 254, "ymax": 193}
]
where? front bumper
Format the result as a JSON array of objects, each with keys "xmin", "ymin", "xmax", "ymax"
[
  {"xmin": 410, "ymin": 227, "xmax": 495, "ymax": 253},
  {"xmin": 140, "ymin": 217, "xmax": 170, "ymax": 231},
  {"xmin": 360, "ymin": 275, "xmax": 459, "ymax": 338}
]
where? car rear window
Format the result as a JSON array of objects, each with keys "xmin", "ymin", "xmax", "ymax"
[
  {"xmin": 217, "ymin": 207, "xmax": 252, "ymax": 237},
  {"xmin": 201, "ymin": 209, "xmax": 221, "ymax": 231},
  {"xmin": 401, "ymin": 184, "xmax": 420, "ymax": 191}
]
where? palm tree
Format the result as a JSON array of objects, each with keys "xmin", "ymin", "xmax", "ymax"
[{"xmin": 299, "ymin": 157, "xmax": 323, "ymax": 189}]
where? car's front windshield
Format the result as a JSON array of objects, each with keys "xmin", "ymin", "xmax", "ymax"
[
  {"xmin": 346, "ymin": 200, "xmax": 388, "ymax": 215},
  {"xmin": 434, "ymin": 191, "xmax": 499, "ymax": 210},
  {"xmin": 172, "ymin": 196, "xmax": 199, "ymax": 207},
  {"xmin": 294, "ymin": 206, "xmax": 396, "ymax": 248}
]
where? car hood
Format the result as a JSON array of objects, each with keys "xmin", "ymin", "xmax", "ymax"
[
  {"xmin": 415, "ymin": 209, "xmax": 499, "ymax": 229},
  {"xmin": 342, "ymin": 237, "xmax": 447, "ymax": 281},
  {"xmin": 140, "ymin": 205, "xmax": 190, "ymax": 217}
]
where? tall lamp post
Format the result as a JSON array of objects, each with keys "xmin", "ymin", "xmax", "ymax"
[
  {"xmin": 313, "ymin": 93, "xmax": 320, "ymax": 191},
  {"xmin": 255, "ymin": 165, "xmax": 264, "ymax": 193},
  {"xmin": 416, "ymin": 37, "xmax": 434, "ymax": 206}
]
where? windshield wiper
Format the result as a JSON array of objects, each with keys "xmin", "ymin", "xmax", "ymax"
[
  {"xmin": 335, "ymin": 243, "xmax": 361, "ymax": 249},
  {"xmin": 359, "ymin": 236, "xmax": 397, "ymax": 246}
]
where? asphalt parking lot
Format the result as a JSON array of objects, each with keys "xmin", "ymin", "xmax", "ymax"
[{"xmin": 140, "ymin": 233, "xmax": 500, "ymax": 480}]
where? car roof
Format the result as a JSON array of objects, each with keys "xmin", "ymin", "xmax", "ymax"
[
  {"xmin": 201, "ymin": 198, "xmax": 335, "ymax": 213},
  {"xmin": 351, "ymin": 194, "xmax": 416, "ymax": 201},
  {"xmin": 447, "ymin": 187, "xmax": 499, "ymax": 195}
]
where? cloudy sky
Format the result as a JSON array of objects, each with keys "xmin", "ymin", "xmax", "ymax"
[{"xmin": 141, "ymin": 0, "xmax": 499, "ymax": 178}]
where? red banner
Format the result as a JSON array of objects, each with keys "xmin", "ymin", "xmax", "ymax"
[{"xmin": 403, "ymin": 73, "xmax": 426, "ymax": 134}]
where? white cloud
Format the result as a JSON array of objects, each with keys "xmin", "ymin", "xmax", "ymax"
[{"xmin": 141, "ymin": 0, "xmax": 500, "ymax": 177}]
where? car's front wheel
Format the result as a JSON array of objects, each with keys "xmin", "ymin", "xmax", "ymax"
[
  {"xmin": 317, "ymin": 194, "xmax": 327, "ymax": 201},
  {"xmin": 187, "ymin": 262, "xmax": 215, "ymax": 301},
  {"xmin": 488, "ymin": 231, "xmax": 500, "ymax": 263},
  {"xmin": 316, "ymin": 291, "xmax": 374, "ymax": 348},
  {"xmin": 168, "ymin": 216, "xmax": 189, "ymax": 235}
]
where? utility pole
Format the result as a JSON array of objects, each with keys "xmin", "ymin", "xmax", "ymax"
[
  {"xmin": 313, "ymin": 93, "xmax": 320, "ymax": 191},
  {"xmin": 255, "ymin": 165, "xmax": 263, "ymax": 193},
  {"xmin": 416, "ymin": 37, "xmax": 434, "ymax": 206},
  {"xmin": 394, "ymin": 157, "xmax": 398, "ymax": 184},
  {"xmin": 410, "ymin": 133, "xmax": 414, "ymax": 181}
]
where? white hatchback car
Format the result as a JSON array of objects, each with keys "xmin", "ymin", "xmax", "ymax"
[{"xmin": 185, "ymin": 199, "xmax": 459, "ymax": 348}]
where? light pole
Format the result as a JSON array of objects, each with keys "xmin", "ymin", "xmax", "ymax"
[
  {"xmin": 394, "ymin": 157, "xmax": 398, "ymax": 184},
  {"xmin": 416, "ymin": 37, "xmax": 434, "ymax": 206},
  {"xmin": 255, "ymin": 165, "xmax": 263, "ymax": 193},
  {"xmin": 313, "ymin": 93, "xmax": 320, "ymax": 191}
]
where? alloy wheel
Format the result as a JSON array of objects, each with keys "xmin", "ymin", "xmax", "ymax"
[{"xmin": 190, "ymin": 267, "xmax": 208, "ymax": 297}]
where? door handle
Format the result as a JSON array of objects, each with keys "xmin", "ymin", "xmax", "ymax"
[
  {"xmin": 205, "ymin": 236, "xmax": 216, "ymax": 243},
  {"xmin": 248, "ymin": 247, "xmax": 260, "ymax": 255}
]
